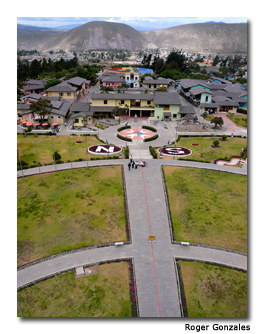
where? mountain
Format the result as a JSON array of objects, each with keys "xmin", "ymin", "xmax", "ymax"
[
  {"xmin": 17, "ymin": 24, "xmax": 65, "ymax": 50},
  {"xmin": 143, "ymin": 23, "xmax": 247, "ymax": 52},
  {"xmin": 17, "ymin": 21, "xmax": 247, "ymax": 53}
]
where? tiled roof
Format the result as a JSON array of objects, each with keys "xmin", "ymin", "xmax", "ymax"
[
  {"xmin": 67, "ymin": 76, "xmax": 86, "ymax": 86},
  {"xmin": 179, "ymin": 106, "xmax": 196, "ymax": 114},
  {"xmin": 71, "ymin": 102, "xmax": 90, "ymax": 113},
  {"xmin": 17, "ymin": 104, "xmax": 30, "ymax": 110},
  {"xmin": 153, "ymin": 92, "xmax": 182, "ymax": 105},
  {"xmin": 46, "ymin": 82, "xmax": 77, "ymax": 92}
]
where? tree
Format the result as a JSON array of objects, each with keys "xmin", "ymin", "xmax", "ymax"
[
  {"xmin": 30, "ymin": 99, "xmax": 53, "ymax": 122},
  {"xmin": 165, "ymin": 50, "xmax": 188, "ymax": 72},
  {"xmin": 29, "ymin": 59, "xmax": 41, "ymax": 78},
  {"xmin": 141, "ymin": 54, "xmax": 152, "ymax": 68},
  {"xmin": 210, "ymin": 117, "xmax": 223, "ymax": 128},
  {"xmin": 111, "ymin": 104, "xmax": 129, "ymax": 118},
  {"xmin": 228, "ymin": 54, "xmax": 246, "ymax": 74},
  {"xmin": 212, "ymin": 55, "xmax": 220, "ymax": 66},
  {"xmin": 44, "ymin": 79, "xmax": 62, "ymax": 90},
  {"xmin": 213, "ymin": 139, "xmax": 220, "ymax": 147},
  {"xmin": 53, "ymin": 151, "xmax": 61, "ymax": 162}
]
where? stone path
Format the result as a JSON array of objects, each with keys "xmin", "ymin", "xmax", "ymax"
[{"xmin": 17, "ymin": 159, "xmax": 247, "ymax": 317}]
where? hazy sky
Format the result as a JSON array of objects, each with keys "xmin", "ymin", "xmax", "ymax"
[{"xmin": 17, "ymin": 17, "xmax": 247, "ymax": 31}]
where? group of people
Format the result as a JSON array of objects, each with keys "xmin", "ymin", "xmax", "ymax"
[{"xmin": 128, "ymin": 156, "xmax": 147, "ymax": 171}]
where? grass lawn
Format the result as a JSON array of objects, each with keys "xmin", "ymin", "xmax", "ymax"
[
  {"xmin": 17, "ymin": 262, "xmax": 132, "ymax": 317},
  {"xmin": 179, "ymin": 261, "xmax": 247, "ymax": 317},
  {"xmin": 17, "ymin": 134, "xmax": 120, "ymax": 169},
  {"xmin": 227, "ymin": 115, "xmax": 247, "ymax": 128},
  {"xmin": 161, "ymin": 136, "xmax": 247, "ymax": 163},
  {"xmin": 17, "ymin": 166, "xmax": 126, "ymax": 266},
  {"xmin": 164, "ymin": 167, "xmax": 247, "ymax": 253}
]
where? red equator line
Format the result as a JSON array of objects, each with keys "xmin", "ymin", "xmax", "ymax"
[{"xmin": 137, "ymin": 142, "xmax": 162, "ymax": 317}]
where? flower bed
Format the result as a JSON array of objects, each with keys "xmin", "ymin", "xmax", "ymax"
[
  {"xmin": 192, "ymin": 142, "xmax": 199, "ymax": 147},
  {"xmin": 210, "ymin": 145, "xmax": 221, "ymax": 148},
  {"xmin": 75, "ymin": 140, "xmax": 83, "ymax": 144}
]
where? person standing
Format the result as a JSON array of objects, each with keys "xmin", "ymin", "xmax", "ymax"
[
  {"xmin": 130, "ymin": 155, "xmax": 133, "ymax": 163},
  {"xmin": 128, "ymin": 162, "xmax": 131, "ymax": 171}
]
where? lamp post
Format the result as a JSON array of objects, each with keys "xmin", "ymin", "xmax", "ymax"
[
  {"xmin": 68, "ymin": 136, "xmax": 73, "ymax": 169},
  {"xmin": 174, "ymin": 125, "xmax": 177, "ymax": 161},
  {"xmin": 34, "ymin": 140, "xmax": 41, "ymax": 174},
  {"xmin": 17, "ymin": 149, "xmax": 24, "ymax": 177},
  {"xmin": 85, "ymin": 136, "xmax": 88, "ymax": 168},
  {"xmin": 51, "ymin": 138, "xmax": 57, "ymax": 171},
  {"xmin": 240, "ymin": 148, "xmax": 244, "ymax": 168}
]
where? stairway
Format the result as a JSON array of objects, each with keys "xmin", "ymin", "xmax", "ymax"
[{"xmin": 128, "ymin": 143, "xmax": 153, "ymax": 160}]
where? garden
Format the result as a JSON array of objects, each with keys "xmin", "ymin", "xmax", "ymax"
[
  {"xmin": 17, "ymin": 166, "xmax": 127, "ymax": 266},
  {"xmin": 163, "ymin": 166, "xmax": 247, "ymax": 253},
  {"xmin": 227, "ymin": 114, "xmax": 247, "ymax": 128},
  {"xmin": 177, "ymin": 260, "xmax": 247, "ymax": 317},
  {"xmin": 17, "ymin": 134, "xmax": 123, "ymax": 169},
  {"xmin": 156, "ymin": 136, "xmax": 247, "ymax": 164}
]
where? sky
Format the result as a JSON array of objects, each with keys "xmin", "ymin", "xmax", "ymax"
[{"xmin": 16, "ymin": 16, "xmax": 247, "ymax": 31}]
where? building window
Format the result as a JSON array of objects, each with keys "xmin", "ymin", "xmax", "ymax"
[
  {"xmin": 67, "ymin": 93, "xmax": 71, "ymax": 96},
  {"xmin": 121, "ymin": 100, "xmax": 125, "ymax": 105},
  {"xmin": 75, "ymin": 119, "xmax": 79, "ymax": 123},
  {"xmin": 147, "ymin": 101, "xmax": 151, "ymax": 105},
  {"xmin": 205, "ymin": 96, "xmax": 208, "ymax": 102},
  {"xmin": 59, "ymin": 93, "xmax": 64, "ymax": 97},
  {"xmin": 173, "ymin": 114, "xmax": 177, "ymax": 118},
  {"xmin": 104, "ymin": 100, "xmax": 107, "ymax": 105}
]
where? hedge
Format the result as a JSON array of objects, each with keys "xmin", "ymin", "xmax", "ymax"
[
  {"xmin": 117, "ymin": 133, "xmax": 132, "ymax": 142},
  {"xmin": 142, "ymin": 125, "xmax": 157, "ymax": 132},
  {"xmin": 144, "ymin": 134, "xmax": 159, "ymax": 142},
  {"xmin": 117, "ymin": 125, "xmax": 131, "ymax": 132},
  {"xmin": 149, "ymin": 146, "xmax": 157, "ymax": 159}
]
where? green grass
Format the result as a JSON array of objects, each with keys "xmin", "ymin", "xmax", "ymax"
[
  {"xmin": 227, "ymin": 115, "xmax": 247, "ymax": 128},
  {"xmin": 17, "ymin": 166, "xmax": 126, "ymax": 266},
  {"xmin": 164, "ymin": 167, "xmax": 247, "ymax": 253},
  {"xmin": 179, "ymin": 261, "xmax": 247, "ymax": 317},
  {"xmin": 17, "ymin": 262, "xmax": 132, "ymax": 317},
  {"xmin": 162, "ymin": 136, "xmax": 247, "ymax": 163},
  {"xmin": 17, "ymin": 134, "xmax": 118, "ymax": 169}
]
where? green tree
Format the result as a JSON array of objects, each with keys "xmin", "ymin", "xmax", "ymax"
[
  {"xmin": 165, "ymin": 50, "xmax": 188, "ymax": 72},
  {"xmin": 29, "ymin": 59, "xmax": 41, "ymax": 78},
  {"xmin": 44, "ymin": 79, "xmax": 62, "ymax": 90},
  {"xmin": 30, "ymin": 99, "xmax": 53, "ymax": 122},
  {"xmin": 53, "ymin": 151, "xmax": 61, "ymax": 162},
  {"xmin": 211, "ymin": 117, "xmax": 224, "ymax": 128},
  {"xmin": 213, "ymin": 139, "xmax": 220, "ymax": 147}
]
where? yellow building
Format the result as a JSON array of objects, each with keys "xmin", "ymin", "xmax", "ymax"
[
  {"xmin": 90, "ymin": 93, "xmax": 155, "ymax": 117},
  {"xmin": 46, "ymin": 82, "xmax": 77, "ymax": 100},
  {"xmin": 124, "ymin": 67, "xmax": 140, "ymax": 88}
]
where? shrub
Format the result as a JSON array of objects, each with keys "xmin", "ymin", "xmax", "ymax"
[
  {"xmin": 53, "ymin": 151, "xmax": 61, "ymax": 161},
  {"xmin": 149, "ymin": 146, "xmax": 157, "ymax": 159},
  {"xmin": 124, "ymin": 147, "xmax": 129, "ymax": 159},
  {"xmin": 117, "ymin": 125, "xmax": 131, "ymax": 132},
  {"xmin": 213, "ymin": 140, "xmax": 220, "ymax": 147},
  {"xmin": 117, "ymin": 134, "xmax": 132, "ymax": 142},
  {"xmin": 142, "ymin": 125, "xmax": 157, "ymax": 132},
  {"xmin": 221, "ymin": 135, "xmax": 228, "ymax": 141},
  {"xmin": 144, "ymin": 134, "xmax": 159, "ymax": 142}
]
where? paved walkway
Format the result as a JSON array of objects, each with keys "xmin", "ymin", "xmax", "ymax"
[{"xmin": 17, "ymin": 159, "xmax": 247, "ymax": 317}]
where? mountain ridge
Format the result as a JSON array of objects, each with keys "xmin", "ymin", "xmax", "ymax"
[{"xmin": 17, "ymin": 21, "xmax": 247, "ymax": 53}]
